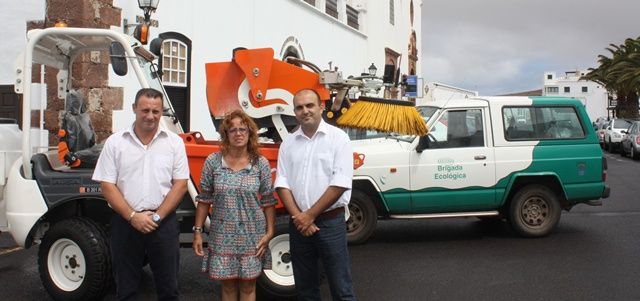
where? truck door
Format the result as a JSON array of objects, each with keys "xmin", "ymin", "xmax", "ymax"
[{"xmin": 409, "ymin": 107, "xmax": 497, "ymax": 213}]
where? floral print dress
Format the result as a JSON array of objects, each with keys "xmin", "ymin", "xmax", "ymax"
[{"xmin": 196, "ymin": 152, "xmax": 276, "ymax": 280}]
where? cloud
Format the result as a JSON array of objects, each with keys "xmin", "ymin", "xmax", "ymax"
[{"xmin": 421, "ymin": 0, "xmax": 640, "ymax": 95}]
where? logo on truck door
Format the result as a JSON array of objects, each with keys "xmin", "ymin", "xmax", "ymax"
[
  {"xmin": 435, "ymin": 158, "xmax": 466, "ymax": 180},
  {"xmin": 353, "ymin": 152, "xmax": 366, "ymax": 170}
]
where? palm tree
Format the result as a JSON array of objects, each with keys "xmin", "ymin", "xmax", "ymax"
[{"xmin": 583, "ymin": 37, "xmax": 640, "ymax": 119}]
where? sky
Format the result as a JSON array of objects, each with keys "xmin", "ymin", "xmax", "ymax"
[
  {"xmin": 421, "ymin": 0, "xmax": 640, "ymax": 96},
  {"xmin": 0, "ymin": 0, "xmax": 43, "ymax": 84}
]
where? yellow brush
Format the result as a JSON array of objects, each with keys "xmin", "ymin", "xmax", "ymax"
[{"xmin": 336, "ymin": 97, "xmax": 428, "ymax": 136}]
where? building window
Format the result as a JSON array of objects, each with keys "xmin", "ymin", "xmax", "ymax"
[
  {"xmin": 346, "ymin": 5, "xmax": 359, "ymax": 29},
  {"xmin": 326, "ymin": 0, "xmax": 338, "ymax": 19},
  {"xmin": 389, "ymin": 0, "xmax": 395, "ymax": 25},
  {"xmin": 564, "ymin": 87, "xmax": 570, "ymax": 93},
  {"xmin": 303, "ymin": 0, "xmax": 315, "ymax": 5},
  {"xmin": 546, "ymin": 86, "xmax": 558, "ymax": 94},
  {"xmin": 162, "ymin": 39, "xmax": 188, "ymax": 87},
  {"xmin": 547, "ymin": 74, "xmax": 553, "ymax": 80},
  {"xmin": 582, "ymin": 86, "xmax": 588, "ymax": 93}
]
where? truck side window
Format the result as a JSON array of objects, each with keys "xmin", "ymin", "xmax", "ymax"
[
  {"xmin": 429, "ymin": 109, "xmax": 484, "ymax": 148},
  {"xmin": 503, "ymin": 106, "xmax": 585, "ymax": 140}
]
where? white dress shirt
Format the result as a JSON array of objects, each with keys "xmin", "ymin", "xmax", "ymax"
[
  {"xmin": 274, "ymin": 120, "xmax": 353, "ymax": 212},
  {"xmin": 92, "ymin": 124, "xmax": 190, "ymax": 211}
]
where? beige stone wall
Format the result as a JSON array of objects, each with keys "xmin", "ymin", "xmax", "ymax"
[{"xmin": 31, "ymin": 0, "xmax": 122, "ymax": 145}]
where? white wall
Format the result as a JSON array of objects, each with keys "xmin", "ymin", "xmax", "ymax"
[
  {"xmin": 543, "ymin": 71, "xmax": 608, "ymax": 122},
  {"xmin": 0, "ymin": 0, "xmax": 45, "ymax": 85},
  {"xmin": 110, "ymin": 0, "xmax": 421, "ymax": 138}
]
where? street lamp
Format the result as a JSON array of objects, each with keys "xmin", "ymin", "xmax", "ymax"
[
  {"xmin": 368, "ymin": 63, "xmax": 377, "ymax": 76},
  {"xmin": 138, "ymin": 0, "xmax": 160, "ymax": 23},
  {"xmin": 130, "ymin": 0, "xmax": 160, "ymax": 44}
]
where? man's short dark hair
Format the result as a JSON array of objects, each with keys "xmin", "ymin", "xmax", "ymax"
[{"xmin": 134, "ymin": 88, "xmax": 163, "ymax": 106}]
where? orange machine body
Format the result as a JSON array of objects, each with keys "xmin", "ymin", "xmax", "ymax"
[{"xmin": 185, "ymin": 48, "xmax": 331, "ymax": 209}]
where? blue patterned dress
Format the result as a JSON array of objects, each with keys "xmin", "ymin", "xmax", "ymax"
[{"xmin": 196, "ymin": 152, "xmax": 276, "ymax": 280}]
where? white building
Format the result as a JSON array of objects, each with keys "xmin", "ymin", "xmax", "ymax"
[
  {"xmin": 542, "ymin": 70, "xmax": 609, "ymax": 122},
  {"xmin": 1, "ymin": 0, "xmax": 423, "ymax": 140}
]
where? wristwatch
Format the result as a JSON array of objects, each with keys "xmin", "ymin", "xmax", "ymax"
[
  {"xmin": 152, "ymin": 213, "xmax": 161, "ymax": 223},
  {"xmin": 192, "ymin": 226, "xmax": 203, "ymax": 233}
]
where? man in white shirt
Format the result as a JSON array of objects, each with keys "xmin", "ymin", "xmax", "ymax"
[
  {"xmin": 92, "ymin": 88, "xmax": 189, "ymax": 301},
  {"xmin": 275, "ymin": 89, "xmax": 356, "ymax": 300}
]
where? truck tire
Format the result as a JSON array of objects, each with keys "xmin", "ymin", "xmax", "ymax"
[
  {"xmin": 607, "ymin": 139, "xmax": 614, "ymax": 152},
  {"xmin": 38, "ymin": 217, "xmax": 111, "ymax": 301},
  {"xmin": 257, "ymin": 222, "xmax": 296, "ymax": 299},
  {"xmin": 508, "ymin": 185, "xmax": 561, "ymax": 237},
  {"xmin": 347, "ymin": 190, "xmax": 377, "ymax": 245}
]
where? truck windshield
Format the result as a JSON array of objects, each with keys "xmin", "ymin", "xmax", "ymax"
[
  {"xmin": 417, "ymin": 106, "xmax": 438, "ymax": 123},
  {"xmin": 345, "ymin": 106, "xmax": 437, "ymax": 140}
]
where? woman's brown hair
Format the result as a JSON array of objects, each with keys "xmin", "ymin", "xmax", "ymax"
[{"xmin": 218, "ymin": 109, "xmax": 261, "ymax": 163}]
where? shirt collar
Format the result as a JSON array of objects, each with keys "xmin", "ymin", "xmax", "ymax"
[
  {"xmin": 220, "ymin": 156, "xmax": 253, "ymax": 171},
  {"xmin": 123, "ymin": 123, "xmax": 167, "ymax": 141},
  {"xmin": 293, "ymin": 119, "xmax": 329, "ymax": 139}
]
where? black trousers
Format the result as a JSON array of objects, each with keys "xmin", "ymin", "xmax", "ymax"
[{"xmin": 110, "ymin": 212, "xmax": 180, "ymax": 301}]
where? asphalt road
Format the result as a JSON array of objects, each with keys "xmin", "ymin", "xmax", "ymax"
[{"xmin": 1, "ymin": 151, "xmax": 639, "ymax": 300}]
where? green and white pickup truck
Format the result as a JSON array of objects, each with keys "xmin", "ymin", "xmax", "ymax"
[{"xmin": 344, "ymin": 96, "xmax": 610, "ymax": 244}]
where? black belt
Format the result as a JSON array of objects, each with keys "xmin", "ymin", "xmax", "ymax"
[{"xmin": 315, "ymin": 207, "xmax": 345, "ymax": 221}]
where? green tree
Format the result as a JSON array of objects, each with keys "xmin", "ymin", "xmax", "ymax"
[{"xmin": 583, "ymin": 37, "xmax": 640, "ymax": 119}]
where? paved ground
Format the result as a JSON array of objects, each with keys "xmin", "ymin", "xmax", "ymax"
[{"xmin": 1, "ymin": 151, "xmax": 639, "ymax": 300}]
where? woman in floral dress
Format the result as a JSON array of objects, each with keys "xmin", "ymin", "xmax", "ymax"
[{"xmin": 192, "ymin": 109, "xmax": 276, "ymax": 301}]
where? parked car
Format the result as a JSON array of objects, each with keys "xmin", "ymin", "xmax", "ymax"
[
  {"xmin": 593, "ymin": 116, "xmax": 609, "ymax": 131},
  {"xmin": 596, "ymin": 122, "xmax": 608, "ymax": 148},
  {"xmin": 604, "ymin": 118, "xmax": 633, "ymax": 152},
  {"xmin": 620, "ymin": 121, "xmax": 640, "ymax": 160}
]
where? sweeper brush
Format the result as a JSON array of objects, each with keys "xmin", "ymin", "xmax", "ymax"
[{"xmin": 336, "ymin": 97, "xmax": 428, "ymax": 136}]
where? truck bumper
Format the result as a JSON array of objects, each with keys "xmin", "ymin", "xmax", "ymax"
[{"xmin": 602, "ymin": 185, "xmax": 610, "ymax": 198}]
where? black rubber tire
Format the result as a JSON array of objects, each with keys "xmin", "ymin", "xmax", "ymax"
[
  {"xmin": 38, "ymin": 217, "xmax": 112, "ymax": 301},
  {"xmin": 347, "ymin": 190, "xmax": 377, "ymax": 245},
  {"xmin": 508, "ymin": 185, "xmax": 561, "ymax": 238},
  {"xmin": 619, "ymin": 145, "xmax": 626, "ymax": 156},
  {"xmin": 257, "ymin": 221, "xmax": 297, "ymax": 299},
  {"xmin": 607, "ymin": 140, "xmax": 613, "ymax": 152},
  {"xmin": 632, "ymin": 147, "xmax": 640, "ymax": 160}
]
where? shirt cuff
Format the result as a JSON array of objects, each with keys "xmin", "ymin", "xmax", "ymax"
[
  {"xmin": 273, "ymin": 176, "xmax": 290, "ymax": 190},
  {"xmin": 92, "ymin": 175, "xmax": 116, "ymax": 184},
  {"xmin": 329, "ymin": 174, "xmax": 352, "ymax": 189},
  {"xmin": 195, "ymin": 192, "xmax": 214, "ymax": 204}
]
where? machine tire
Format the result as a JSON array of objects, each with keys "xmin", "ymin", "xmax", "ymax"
[
  {"xmin": 257, "ymin": 221, "xmax": 296, "ymax": 299},
  {"xmin": 347, "ymin": 190, "xmax": 377, "ymax": 245},
  {"xmin": 607, "ymin": 140, "xmax": 614, "ymax": 152},
  {"xmin": 508, "ymin": 185, "xmax": 561, "ymax": 238},
  {"xmin": 38, "ymin": 217, "xmax": 112, "ymax": 301},
  {"xmin": 632, "ymin": 147, "xmax": 640, "ymax": 160}
]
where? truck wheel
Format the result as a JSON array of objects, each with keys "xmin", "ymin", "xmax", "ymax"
[
  {"xmin": 38, "ymin": 217, "xmax": 111, "ymax": 301},
  {"xmin": 257, "ymin": 222, "xmax": 296, "ymax": 299},
  {"xmin": 508, "ymin": 185, "xmax": 561, "ymax": 237},
  {"xmin": 347, "ymin": 190, "xmax": 377, "ymax": 245}
]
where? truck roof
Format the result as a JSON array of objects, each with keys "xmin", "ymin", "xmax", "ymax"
[{"xmin": 419, "ymin": 96, "xmax": 583, "ymax": 109}]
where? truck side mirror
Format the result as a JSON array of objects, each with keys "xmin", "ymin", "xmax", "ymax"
[
  {"xmin": 415, "ymin": 135, "xmax": 430, "ymax": 153},
  {"xmin": 109, "ymin": 42, "xmax": 128, "ymax": 76},
  {"xmin": 149, "ymin": 38, "xmax": 164, "ymax": 57}
]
